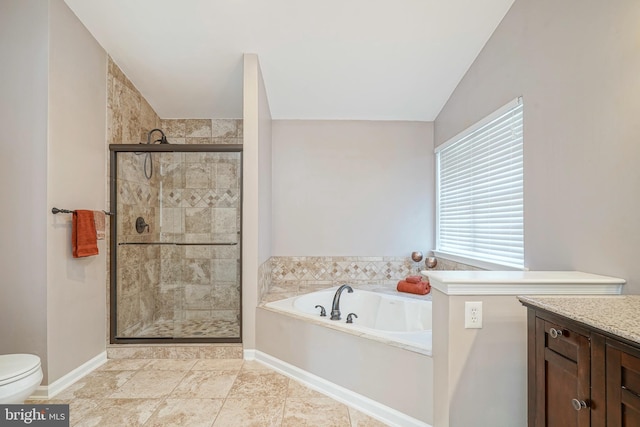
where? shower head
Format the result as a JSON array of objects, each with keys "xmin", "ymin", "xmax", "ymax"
[{"xmin": 147, "ymin": 128, "xmax": 169, "ymax": 144}]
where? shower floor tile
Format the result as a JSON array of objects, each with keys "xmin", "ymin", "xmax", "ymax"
[{"xmin": 135, "ymin": 319, "xmax": 240, "ymax": 339}]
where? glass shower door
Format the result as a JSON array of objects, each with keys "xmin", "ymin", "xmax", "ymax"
[{"xmin": 111, "ymin": 145, "xmax": 242, "ymax": 343}]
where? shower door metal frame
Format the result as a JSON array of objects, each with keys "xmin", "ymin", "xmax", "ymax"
[{"xmin": 109, "ymin": 144, "xmax": 243, "ymax": 344}]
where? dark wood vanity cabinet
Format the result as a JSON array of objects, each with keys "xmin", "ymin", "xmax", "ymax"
[
  {"xmin": 526, "ymin": 308, "xmax": 608, "ymax": 427},
  {"xmin": 606, "ymin": 340, "xmax": 640, "ymax": 426}
]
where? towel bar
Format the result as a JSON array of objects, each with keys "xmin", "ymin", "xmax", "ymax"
[{"xmin": 52, "ymin": 207, "xmax": 115, "ymax": 216}]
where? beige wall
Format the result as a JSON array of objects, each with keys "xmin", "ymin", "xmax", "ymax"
[
  {"xmin": 243, "ymin": 54, "xmax": 273, "ymax": 349},
  {"xmin": 0, "ymin": 0, "xmax": 50, "ymax": 378},
  {"xmin": 0, "ymin": 0, "xmax": 109, "ymax": 384},
  {"xmin": 46, "ymin": 0, "xmax": 108, "ymax": 383},
  {"xmin": 434, "ymin": 0, "xmax": 640, "ymax": 291},
  {"xmin": 272, "ymin": 120, "xmax": 434, "ymax": 256}
]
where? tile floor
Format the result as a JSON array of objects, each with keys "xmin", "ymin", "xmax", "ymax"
[{"xmin": 32, "ymin": 359, "xmax": 388, "ymax": 427}]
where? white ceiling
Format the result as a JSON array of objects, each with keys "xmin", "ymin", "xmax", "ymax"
[{"xmin": 64, "ymin": 0, "xmax": 514, "ymax": 121}]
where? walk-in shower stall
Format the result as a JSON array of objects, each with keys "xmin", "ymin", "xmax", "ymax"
[{"xmin": 109, "ymin": 144, "xmax": 242, "ymax": 343}]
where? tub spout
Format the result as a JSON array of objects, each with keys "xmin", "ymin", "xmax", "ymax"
[{"xmin": 330, "ymin": 284, "xmax": 353, "ymax": 320}]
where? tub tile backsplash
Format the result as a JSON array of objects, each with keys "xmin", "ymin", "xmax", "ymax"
[
  {"xmin": 263, "ymin": 255, "xmax": 481, "ymax": 302},
  {"xmin": 271, "ymin": 256, "xmax": 420, "ymax": 286}
]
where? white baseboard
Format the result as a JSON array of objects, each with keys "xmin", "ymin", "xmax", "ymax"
[
  {"xmin": 243, "ymin": 349, "xmax": 256, "ymax": 360},
  {"xmin": 254, "ymin": 350, "xmax": 431, "ymax": 427},
  {"xmin": 30, "ymin": 352, "xmax": 107, "ymax": 400}
]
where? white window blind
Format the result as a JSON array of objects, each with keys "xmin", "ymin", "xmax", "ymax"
[{"xmin": 435, "ymin": 97, "xmax": 523, "ymax": 269}]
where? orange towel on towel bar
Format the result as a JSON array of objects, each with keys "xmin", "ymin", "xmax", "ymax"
[
  {"xmin": 397, "ymin": 279, "xmax": 431, "ymax": 295},
  {"xmin": 72, "ymin": 210, "xmax": 99, "ymax": 258}
]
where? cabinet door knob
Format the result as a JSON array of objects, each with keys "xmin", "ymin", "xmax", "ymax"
[
  {"xmin": 571, "ymin": 399, "xmax": 588, "ymax": 411},
  {"xmin": 549, "ymin": 328, "xmax": 563, "ymax": 338}
]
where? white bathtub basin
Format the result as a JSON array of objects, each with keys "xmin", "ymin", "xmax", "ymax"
[{"xmin": 265, "ymin": 287, "xmax": 432, "ymax": 354}]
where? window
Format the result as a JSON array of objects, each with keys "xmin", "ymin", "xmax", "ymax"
[{"xmin": 435, "ymin": 97, "xmax": 523, "ymax": 269}]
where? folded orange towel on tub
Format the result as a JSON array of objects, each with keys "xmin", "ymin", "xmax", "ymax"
[
  {"xmin": 405, "ymin": 275, "xmax": 422, "ymax": 284},
  {"xmin": 72, "ymin": 210, "xmax": 99, "ymax": 258},
  {"xmin": 397, "ymin": 279, "xmax": 431, "ymax": 295}
]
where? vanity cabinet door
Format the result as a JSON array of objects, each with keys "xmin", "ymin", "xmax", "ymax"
[
  {"xmin": 606, "ymin": 340, "xmax": 640, "ymax": 426},
  {"xmin": 535, "ymin": 317, "xmax": 591, "ymax": 427}
]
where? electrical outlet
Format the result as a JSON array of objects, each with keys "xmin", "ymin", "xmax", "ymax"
[{"xmin": 465, "ymin": 301, "xmax": 483, "ymax": 329}]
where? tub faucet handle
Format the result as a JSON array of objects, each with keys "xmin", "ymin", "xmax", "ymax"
[
  {"xmin": 346, "ymin": 313, "xmax": 358, "ymax": 324},
  {"xmin": 315, "ymin": 305, "xmax": 327, "ymax": 317}
]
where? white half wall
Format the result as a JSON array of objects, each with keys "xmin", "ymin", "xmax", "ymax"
[{"xmin": 272, "ymin": 120, "xmax": 434, "ymax": 256}]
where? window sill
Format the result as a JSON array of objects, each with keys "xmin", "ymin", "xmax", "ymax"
[{"xmin": 432, "ymin": 250, "xmax": 526, "ymax": 272}]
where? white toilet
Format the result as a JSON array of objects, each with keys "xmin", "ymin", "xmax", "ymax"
[{"xmin": 0, "ymin": 354, "xmax": 43, "ymax": 404}]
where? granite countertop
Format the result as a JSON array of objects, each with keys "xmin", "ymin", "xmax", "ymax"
[{"xmin": 518, "ymin": 295, "xmax": 640, "ymax": 345}]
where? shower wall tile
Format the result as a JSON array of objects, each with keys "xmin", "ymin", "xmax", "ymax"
[
  {"xmin": 186, "ymin": 119, "xmax": 212, "ymax": 138},
  {"xmin": 107, "ymin": 56, "xmax": 160, "ymax": 147},
  {"xmin": 161, "ymin": 208, "xmax": 184, "ymax": 234},
  {"xmin": 159, "ymin": 160, "xmax": 185, "ymax": 188},
  {"xmin": 184, "ymin": 245, "xmax": 214, "ymax": 259},
  {"xmin": 184, "ymin": 310, "xmax": 213, "ymax": 321},
  {"xmin": 205, "ymin": 245, "xmax": 238, "ymax": 260},
  {"xmin": 215, "ymin": 163, "xmax": 239, "ymax": 189},
  {"xmin": 160, "ymin": 261, "xmax": 182, "ymax": 284},
  {"xmin": 182, "ymin": 259, "xmax": 212, "ymax": 285},
  {"xmin": 184, "ymin": 285, "xmax": 212, "ymax": 309},
  {"xmin": 212, "ymin": 284, "xmax": 240, "ymax": 310},
  {"xmin": 140, "ymin": 292, "xmax": 155, "ymax": 331},
  {"xmin": 112, "ymin": 79, "xmax": 142, "ymax": 144},
  {"xmin": 160, "ymin": 119, "xmax": 186, "ymax": 138},
  {"xmin": 118, "ymin": 265, "xmax": 140, "ymax": 298},
  {"xmin": 185, "ymin": 164, "xmax": 211, "ymax": 188},
  {"xmin": 184, "ymin": 233, "xmax": 215, "ymax": 244},
  {"xmin": 212, "ymin": 259, "xmax": 238, "ymax": 282},
  {"xmin": 140, "ymin": 98, "xmax": 160, "ymax": 142},
  {"xmin": 211, "ymin": 119, "xmax": 237, "ymax": 138},
  {"xmin": 213, "ymin": 208, "xmax": 237, "ymax": 234},
  {"xmin": 154, "ymin": 289, "xmax": 177, "ymax": 321},
  {"xmin": 118, "ymin": 295, "xmax": 141, "ymax": 335},
  {"xmin": 212, "ymin": 137, "xmax": 242, "ymax": 145},
  {"xmin": 185, "ymin": 137, "xmax": 212, "ymax": 145},
  {"xmin": 185, "ymin": 208, "xmax": 212, "ymax": 234},
  {"xmin": 236, "ymin": 120, "xmax": 243, "ymax": 138}
]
